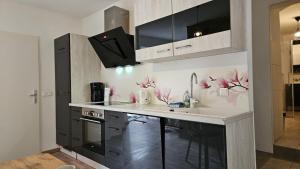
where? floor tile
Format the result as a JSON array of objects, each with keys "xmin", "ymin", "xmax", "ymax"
[
  {"xmin": 291, "ymin": 163, "xmax": 300, "ymax": 169},
  {"xmin": 259, "ymin": 158, "xmax": 292, "ymax": 169}
]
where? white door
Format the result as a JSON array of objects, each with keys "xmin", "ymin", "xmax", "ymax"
[{"xmin": 0, "ymin": 31, "xmax": 40, "ymax": 162}]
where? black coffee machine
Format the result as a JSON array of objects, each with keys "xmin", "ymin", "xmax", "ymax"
[{"xmin": 90, "ymin": 82, "xmax": 105, "ymax": 102}]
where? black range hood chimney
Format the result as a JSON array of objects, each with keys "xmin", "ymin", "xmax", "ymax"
[{"xmin": 88, "ymin": 6, "xmax": 138, "ymax": 68}]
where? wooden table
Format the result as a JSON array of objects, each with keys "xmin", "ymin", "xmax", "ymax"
[{"xmin": 0, "ymin": 153, "xmax": 66, "ymax": 169}]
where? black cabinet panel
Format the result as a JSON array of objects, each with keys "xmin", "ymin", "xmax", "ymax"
[
  {"xmin": 135, "ymin": 0, "xmax": 230, "ymax": 50},
  {"xmin": 55, "ymin": 34, "xmax": 70, "ymax": 54},
  {"xmin": 136, "ymin": 15, "xmax": 173, "ymax": 50},
  {"xmin": 71, "ymin": 107, "xmax": 82, "ymax": 150},
  {"xmin": 105, "ymin": 112, "xmax": 163, "ymax": 169},
  {"xmin": 164, "ymin": 119, "xmax": 227, "ymax": 169},
  {"xmin": 173, "ymin": 0, "xmax": 230, "ymax": 42},
  {"xmin": 55, "ymin": 34, "xmax": 71, "ymax": 148}
]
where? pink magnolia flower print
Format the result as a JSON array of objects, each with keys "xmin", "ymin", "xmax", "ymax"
[
  {"xmin": 129, "ymin": 92, "xmax": 137, "ymax": 103},
  {"xmin": 109, "ymin": 86, "xmax": 116, "ymax": 97},
  {"xmin": 202, "ymin": 70, "xmax": 249, "ymax": 91},
  {"xmin": 228, "ymin": 69, "xmax": 239, "ymax": 83},
  {"xmin": 155, "ymin": 88, "xmax": 171, "ymax": 105},
  {"xmin": 137, "ymin": 76, "xmax": 156, "ymax": 88},
  {"xmin": 217, "ymin": 78, "xmax": 230, "ymax": 88},
  {"xmin": 199, "ymin": 80, "xmax": 211, "ymax": 89},
  {"xmin": 154, "ymin": 88, "xmax": 161, "ymax": 99}
]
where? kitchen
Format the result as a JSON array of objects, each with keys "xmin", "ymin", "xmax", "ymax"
[
  {"xmin": 55, "ymin": 0, "xmax": 255, "ymax": 168},
  {"xmin": 0, "ymin": 0, "xmax": 256, "ymax": 169}
]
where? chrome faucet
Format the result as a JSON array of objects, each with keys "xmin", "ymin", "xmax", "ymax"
[{"xmin": 190, "ymin": 72, "xmax": 198, "ymax": 98}]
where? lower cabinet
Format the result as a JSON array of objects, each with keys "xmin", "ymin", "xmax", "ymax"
[
  {"xmin": 164, "ymin": 118, "xmax": 227, "ymax": 169},
  {"xmin": 68, "ymin": 109, "xmax": 229, "ymax": 169},
  {"xmin": 105, "ymin": 111, "xmax": 163, "ymax": 169}
]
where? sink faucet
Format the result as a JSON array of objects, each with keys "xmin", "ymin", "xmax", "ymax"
[{"xmin": 190, "ymin": 72, "xmax": 198, "ymax": 98}]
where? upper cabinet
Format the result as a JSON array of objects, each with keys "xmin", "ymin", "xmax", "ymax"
[
  {"xmin": 135, "ymin": 0, "xmax": 174, "ymax": 62},
  {"xmin": 172, "ymin": 0, "xmax": 212, "ymax": 14},
  {"xmin": 134, "ymin": 0, "xmax": 173, "ymax": 26},
  {"xmin": 134, "ymin": 0, "xmax": 245, "ymax": 62}
]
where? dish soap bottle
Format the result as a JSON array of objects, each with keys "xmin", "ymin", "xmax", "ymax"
[{"xmin": 183, "ymin": 90, "xmax": 190, "ymax": 108}]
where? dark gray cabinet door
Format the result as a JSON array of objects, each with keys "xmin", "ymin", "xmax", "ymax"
[
  {"xmin": 164, "ymin": 119, "xmax": 227, "ymax": 169},
  {"xmin": 71, "ymin": 107, "xmax": 82, "ymax": 151},
  {"xmin": 55, "ymin": 34, "xmax": 71, "ymax": 148},
  {"xmin": 105, "ymin": 111, "xmax": 163, "ymax": 169}
]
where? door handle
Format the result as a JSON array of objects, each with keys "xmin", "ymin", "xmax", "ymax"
[{"xmin": 29, "ymin": 89, "xmax": 38, "ymax": 104}]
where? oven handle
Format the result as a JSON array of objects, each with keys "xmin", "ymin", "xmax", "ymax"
[{"xmin": 80, "ymin": 118, "xmax": 101, "ymax": 124}]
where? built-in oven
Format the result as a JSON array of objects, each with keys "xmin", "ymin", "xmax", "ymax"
[{"xmin": 73, "ymin": 108, "xmax": 106, "ymax": 163}]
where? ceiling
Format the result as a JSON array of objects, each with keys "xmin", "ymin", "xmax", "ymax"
[
  {"xmin": 280, "ymin": 3, "xmax": 300, "ymax": 35},
  {"xmin": 14, "ymin": 0, "xmax": 119, "ymax": 18}
]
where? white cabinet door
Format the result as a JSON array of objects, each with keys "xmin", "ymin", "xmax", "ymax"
[
  {"xmin": 174, "ymin": 31, "xmax": 231, "ymax": 56},
  {"xmin": 136, "ymin": 48, "xmax": 152, "ymax": 62},
  {"xmin": 136, "ymin": 43, "xmax": 174, "ymax": 62},
  {"xmin": 172, "ymin": 0, "xmax": 212, "ymax": 14},
  {"xmin": 134, "ymin": 0, "xmax": 173, "ymax": 26}
]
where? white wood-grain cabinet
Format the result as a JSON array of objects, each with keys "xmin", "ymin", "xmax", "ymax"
[
  {"xmin": 134, "ymin": 0, "xmax": 173, "ymax": 26},
  {"xmin": 134, "ymin": 0, "xmax": 245, "ymax": 63},
  {"xmin": 172, "ymin": 0, "xmax": 212, "ymax": 14},
  {"xmin": 135, "ymin": 0, "xmax": 174, "ymax": 62}
]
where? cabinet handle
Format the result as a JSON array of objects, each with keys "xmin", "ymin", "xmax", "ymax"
[
  {"xmin": 109, "ymin": 127, "xmax": 120, "ymax": 131},
  {"xmin": 156, "ymin": 48, "xmax": 171, "ymax": 53},
  {"xmin": 175, "ymin": 44, "xmax": 192, "ymax": 50}
]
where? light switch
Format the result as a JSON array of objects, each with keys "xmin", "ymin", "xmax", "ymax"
[{"xmin": 219, "ymin": 88, "xmax": 229, "ymax": 97}]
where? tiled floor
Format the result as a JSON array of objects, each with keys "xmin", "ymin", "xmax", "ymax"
[
  {"xmin": 257, "ymin": 151, "xmax": 300, "ymax": 169},
  {"xmin": 275, "ymin": 113, "xmax": 300, "ymax": 150}
]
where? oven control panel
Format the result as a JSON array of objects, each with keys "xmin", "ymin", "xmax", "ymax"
[{"xmin": 82, "ymin": 108, "xmax": 104, "ymax": 119}]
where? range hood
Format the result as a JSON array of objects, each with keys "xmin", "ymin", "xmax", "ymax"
[{"xmin": 88, "ymin": 6, "xmax": 138, "ymax": 68}]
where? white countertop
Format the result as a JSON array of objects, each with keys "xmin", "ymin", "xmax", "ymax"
[{"xmin": 69, "ymin": 103, "xmax": 253, "ymax": 125}]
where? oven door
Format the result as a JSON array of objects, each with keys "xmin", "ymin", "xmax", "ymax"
[{"xmin": 79, "ymin": 117, "xmax": 106, "ymax": 163}]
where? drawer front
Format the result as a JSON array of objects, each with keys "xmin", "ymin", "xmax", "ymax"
[
  {"xmin": 174, "ymin": 31, "xmax": 231, "ymax": 56},
  {"xmin": 136, "ymin": 48, "xmax": 152, "ymax": 62},
  {"xmin": 173, "ymin": 39, "xmax": 197, "ymax": 56},
  {"xmin": 56, "ymin": 131, "xmax": 70, "ymax": 148},
  {"xmin": 151, "ymin": 43, "xmax": 174, "ymax": 59},
  {"xmin": 71, "ymin": 118, "xmax": 82, "ymax": 138},
  {"xmin": 136, "ymin": 43, "xmax": 174, "ymax": 62}
]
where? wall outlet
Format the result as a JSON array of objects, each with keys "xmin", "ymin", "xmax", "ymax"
[{"xmin": 219, "ymin": 88, "xmax": 229, "ymax": 97}]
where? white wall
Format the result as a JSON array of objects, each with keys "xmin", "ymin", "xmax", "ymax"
[
  {"xmin": 281, "ymin": 34, "xmax": 293, "ymax": 84},
  {"xmin": 81, "ymin": 0, "xmax": 252, "ymax": 111},
  {"xmin": 0, "ymin": 0, "xmax": 82, "ymax": 151},
  {"xmin": 270, "ymin": 7, "xmax": 284, "ymax": 142}
]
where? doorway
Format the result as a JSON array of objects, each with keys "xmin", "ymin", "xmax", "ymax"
[
  {"xmin": 270, "ymin": 2, "xmax": 300, "ymax": 150},
  {"xmin": 0, "ymin": 31, "xmax": 40, "ymax": 162}
]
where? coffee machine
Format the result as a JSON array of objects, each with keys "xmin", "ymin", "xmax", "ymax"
[{"xmin": 90, "ymin": 82, "xmax": 105, "ymax": 102}]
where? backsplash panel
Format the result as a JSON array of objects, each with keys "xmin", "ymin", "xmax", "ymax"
[{"xmin": 100, "ymin": 51, "xmax": 250, "ymax": 112}]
